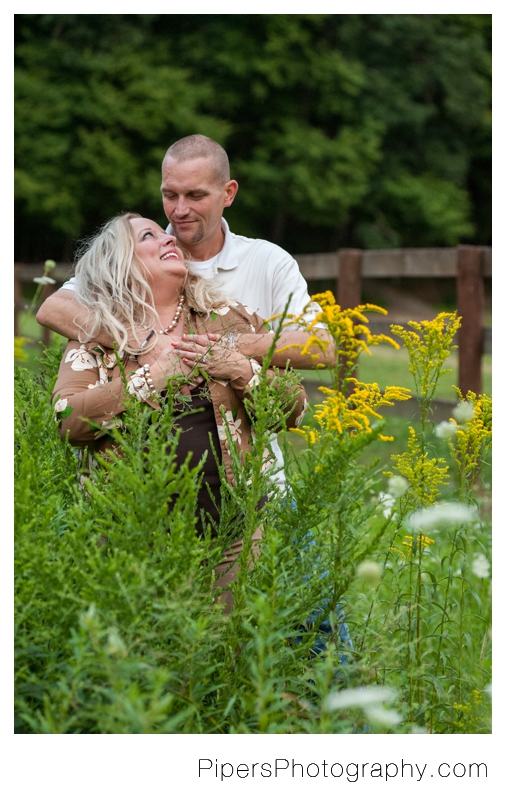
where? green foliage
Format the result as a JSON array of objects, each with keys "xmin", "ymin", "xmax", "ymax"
[
  {"xmin": 15, "ymin": 345, "xmax": 353, "ymax": 733},
  {"xmin": 15, "ymin": 301, "xmax": 491, "ymax": 733},
  {"xmin": 15, "ymin": 14, "xmax": 491, "ymax": 260}
]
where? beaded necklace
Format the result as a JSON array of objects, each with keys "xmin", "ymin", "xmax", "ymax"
[{"xmin": 140, "ymin": 293, "xmax": 185, "ymax": 350}]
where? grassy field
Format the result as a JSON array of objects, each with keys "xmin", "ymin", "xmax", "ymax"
[
  {"xmin": 298, "ymin": 344, "xmax": 492, "ymax": 402},
  {"xmin": 284, "ymin": 344, "xmax": 492, "ymax": 494}
]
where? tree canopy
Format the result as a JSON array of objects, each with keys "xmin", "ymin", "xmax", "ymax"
[{"xmin": 15, "ymin": 14, "xmax": 491, "ymax": 261}]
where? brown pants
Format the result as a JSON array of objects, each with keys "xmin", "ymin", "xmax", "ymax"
[{"xmin": 213, "ymin": 527, "xmax": 263, "ymax": 614}]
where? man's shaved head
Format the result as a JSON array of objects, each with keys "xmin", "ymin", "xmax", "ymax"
[{"xmin": 163, "ymin": 135, "xmax": 230, "ymax": 185}]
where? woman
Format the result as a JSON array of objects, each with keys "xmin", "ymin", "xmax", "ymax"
[{"xmin": 52, "ymin": 213, "xmax": 308, "ymax": 611}]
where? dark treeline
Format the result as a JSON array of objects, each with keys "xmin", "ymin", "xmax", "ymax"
[{"xmin": 15, "ymin": 14, "xmax": 491, "ymax": 262}]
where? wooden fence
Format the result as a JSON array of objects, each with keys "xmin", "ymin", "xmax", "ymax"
[
  {"xmin": 294, "ymin": 245, "xmax": 491, "ymax": 396},
  {"xmin": 15, "ymin": 244, "xmax": 491, "ymax": 394}
]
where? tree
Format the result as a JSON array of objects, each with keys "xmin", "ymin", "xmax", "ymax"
[{"xmin": 15, "ymin": 14, "xmax": 491, "ymax": 261}]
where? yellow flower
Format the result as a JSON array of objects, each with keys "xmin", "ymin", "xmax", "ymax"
[
  {"xmin": 401, "ymin": 533, "xmax": 435, "ymax": 556},
  {"xmin": 290, "ymin": 426, "xmax": 321, "ymax": 446},
  {"xmin": 390, "ymin": 313, "xmax": 461, "ymax": 402},
  {"xmin": 447, "ymin": 389, "xmax": 492, "ymax": 488},
  {"xmin": 281, "ymin": 295, "xmax": 401, "ymax": 379},
  {"xmin": 15, "ymin": 336, "xmax": 31, "ymax": 362},
  {"xmin": 386, "ymin": 427, "xmax": 449, "ymax": 505},
  {"xmin": 472, "ymin": 690, "xmax": 483, "ymax": 706},
  {"xmin": 284, "ymin": 294, "xmax": 411, "ymax": 447}
]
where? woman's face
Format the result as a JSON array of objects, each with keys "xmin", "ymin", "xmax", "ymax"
[{"xmin": 130, "ymin": 217, "xmax": 187, "ymax": 286}]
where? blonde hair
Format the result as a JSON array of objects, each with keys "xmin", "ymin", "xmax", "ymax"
[{"xmin": 73, "ymin": 213, "xmax": 229, "ymax": 354}]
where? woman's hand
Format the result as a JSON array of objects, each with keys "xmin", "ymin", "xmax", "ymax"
[
  {"xmin": 139, "ymin": 339, "xmax": 204, "ymax": 394},
  {"xmin": 171, "ymin": 333, "xmax": 253, "ymax": 383}
]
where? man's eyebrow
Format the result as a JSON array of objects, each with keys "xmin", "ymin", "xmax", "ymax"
[{"xmin": 161, "ymin": 186, "xmax": 209, "ymax": 194}]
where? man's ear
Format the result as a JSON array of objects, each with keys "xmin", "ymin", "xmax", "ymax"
[{"xmin": 223, "ymin": 180, "xmax": 239, "ymax": 208}]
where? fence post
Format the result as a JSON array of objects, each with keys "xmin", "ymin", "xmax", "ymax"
[
  {"xmin": 337, "ymin": 249, "xmax": 363, "ymax": 309},
  {"xmin": 456, "ymin": 245, "xmax": 484, "ymax": 396},
  {"xmin": 39, "ymin": 284, "xmax": 56, "ymax": 346}
]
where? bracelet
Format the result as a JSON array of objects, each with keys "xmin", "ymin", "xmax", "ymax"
[
  {"xmin": 140, "ymin": 363, "xmax": 157, "ymax": 397},
  {"xmin": 127, "ymin": 363, "xmax": 158, "ymax": 401}
]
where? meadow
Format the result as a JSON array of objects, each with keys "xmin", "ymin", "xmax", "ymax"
[{"xmin": 14, "ymin": 296, "xmax": 491, "ymax": 733}]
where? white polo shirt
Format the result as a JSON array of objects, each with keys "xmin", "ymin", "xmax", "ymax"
[{"xmin": 168, "ymin": 217, "xmax": 320, "ymax": 330}]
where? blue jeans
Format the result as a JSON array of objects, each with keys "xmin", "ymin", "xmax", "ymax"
[{"xmin": 285, "ymin": 499, "xmax": 353, "ymax": 664}]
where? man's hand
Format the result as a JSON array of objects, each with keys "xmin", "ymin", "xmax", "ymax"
[
  {"xmin": 221, "ymin": 329, "xmax": 336, "ymax": 370},
  {"xmin": 171, "ymin": 333, "xmax": 254, "ymax": 383}
]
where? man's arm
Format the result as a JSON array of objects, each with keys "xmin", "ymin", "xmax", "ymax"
[
  {"xmin": 36, "ymin": 289, "xmax": 115, "ymax": 346},
  {"xmin": 174, "ymin": 329, "xmax": 336, "ymax": 370},
  {"xmin": 234, "ymin": 329, "xmax": 336, "ymax": 370}
]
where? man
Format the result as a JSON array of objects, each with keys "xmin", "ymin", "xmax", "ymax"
[
  {"xmin": 37, "ymin": 134, "xmax": 327, "ymax": 366},
  {"xmin": 37, "ymin": 134, "xmax": 349, "ymax": 653},
  {"xmin": 37, "ymin": 134, "xmax": 332, "ymax": 487}
]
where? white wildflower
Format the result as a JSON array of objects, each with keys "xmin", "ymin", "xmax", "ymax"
[
  {"xmin": 435, "ymin": 420, "xmax": 457, "ymax": 439},
  {"xmin": 453, "ymin": 401, "xmax": 475, "ymax": 424},
  {"xmin": 410, "ymin": 725, "xmax": 429, "ymax": 734},
  {"xmin": 378, "ymin": 492, "xmax": 395, "ymax": 518},
  {"xmin": 324, "ymin": 686, "xmax": 396, "ymax": 711},
  {"xmin": 365, "ymin": 706, "xmax": 402, "ymax": 728},
  {"xmin": 33, "ymin": 275, "xmax": 56, "ymax": 285},
  {"xmin": 44, "ymin": 259, "xmax": 56, "ymax": 271},
  {"xmin": 79, "ymin": 604, "xmax": 97, "ymax": 629},
  {"xmin": 387, "ymin": 475, "xmax": 409, "ymax": 498},
  {"xmin": 471, "ymin": 553, "xmax": 490, "ymax": 579},
  {"xmin": 407, "ymin": 502, "xmax": 478, "ymax": 532},
  {"xmin": 356, "ymin": 560, "xmax": 382, "ymax": 586},
  {"xmin": 107, "ymin": 628, "xmax": 128, "ymax": 657}
]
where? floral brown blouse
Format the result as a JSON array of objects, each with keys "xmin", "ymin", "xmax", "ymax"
[{"xmin": 52, "ymin": 301, "xmax": 309, "ymax": 488}]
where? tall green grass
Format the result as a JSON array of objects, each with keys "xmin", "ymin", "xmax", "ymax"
[{"xmin": 14, "ymin": 311, "xmax": 491, "ymax": 733}]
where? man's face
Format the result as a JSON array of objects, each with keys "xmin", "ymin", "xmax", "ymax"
[{"xmin": 160, "ymin": 157, "xmax": 238, "ymax": 255}]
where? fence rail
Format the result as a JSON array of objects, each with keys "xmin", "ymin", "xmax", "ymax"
[
  {"xmin": 293, "ymin": 245, "xmax": 491, "ymax": 396},
  {"xmin": 15, "ymin": 244, "xmax": 491, "ymax": 394}
]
